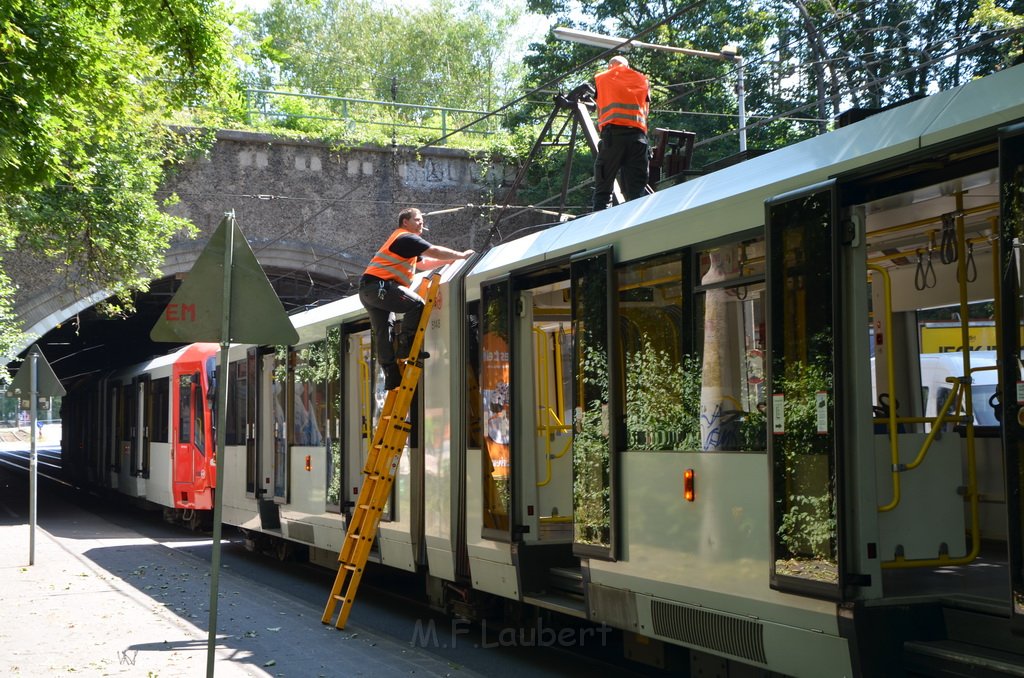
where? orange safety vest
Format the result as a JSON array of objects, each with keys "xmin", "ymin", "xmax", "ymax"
[
  {"xmin": 363, "ymin": 228, "xmax": 418, "ymax": 286},
  {"xmin": 595, "ymin": 65, "xmax": 649, "ymax": 133}
]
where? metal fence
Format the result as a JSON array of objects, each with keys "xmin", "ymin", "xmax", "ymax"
[{"xmin": 243, "ymin": 88, "xmax": 498, "ymax": 143}]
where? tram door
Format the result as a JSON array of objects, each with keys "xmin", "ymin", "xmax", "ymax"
[
  {"xmin": 345, "ymin": 326, "xmax": 391, "ymax": 522},
  {"xmin": 264, "ymin": 350, "xmax": 288, "ymax": 504},
  {"xmin": 514, "ymin": 268, "xmax": 575, "ymax": 548},
  {"xmin": 172, "ymin": 365, "xmax": 204, "ymax": 507},
  {"xmin": 570, "ymin": 248, "xmax": 617, "ymax": 559},
  {"xmin": 765, "ymin": 182, "xmax": 844, "ymax": 599},
  {"xmin": 998, "ymin": 122, "xmax": 1024, "ymax": 630},
  {"xmin": 138, "ymin": 375, "xmax": 152, "ymax": 479}
]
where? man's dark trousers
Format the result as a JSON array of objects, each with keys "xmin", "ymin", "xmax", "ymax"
[{"xmin": 593, "ymin": 125, "xmax": 649, "ymax": 211}]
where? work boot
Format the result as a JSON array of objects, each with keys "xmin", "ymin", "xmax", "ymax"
[
  {"xmin": 397, "ymin": 336, "xmax": 429, "ymax": 362},
  {"xmin": 383, "ymin": 364, "xmax": 402, "ymax": 390}
]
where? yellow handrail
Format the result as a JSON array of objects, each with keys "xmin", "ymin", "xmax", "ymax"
[
  {"xmin": 534, "ymin": 327, "xmax": 572, "ymax": 487},
  {"xmin": 881, "ymin": 195, "xmax": 983, "ymax": 568},
  {"xmin": 869, "ymin": 264, "xmax": 902, "ymax": 512}
]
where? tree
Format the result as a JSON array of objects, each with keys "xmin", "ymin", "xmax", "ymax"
[
  {"xmin": 521, "ymin": 0, "xmax": 1022, "ymax": 178},
  {"xmin": 241, "ymin": 0, "xmax": 525, "ymax": 143},
  {"xmin": 0, "ymin": 0, "xmax": 236, "ymax": 372}
]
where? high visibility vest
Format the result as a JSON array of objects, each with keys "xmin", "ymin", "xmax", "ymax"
[
  {"xmin": 595, "ymin": 65, "xmax": 649, "ymax": 133},
  {"xmin": 364, "ymin": 228, "xmax": 417, "ymax": 286}
]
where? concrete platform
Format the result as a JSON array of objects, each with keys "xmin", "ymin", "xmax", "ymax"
[{"xmin": 0, "ymin": 480, "xmax": 481, "ymax": 677}]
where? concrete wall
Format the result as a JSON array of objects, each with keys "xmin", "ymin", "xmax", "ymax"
[{"xmin": 6, "ymin": 129, "xmax": 524, "ymax": 341}]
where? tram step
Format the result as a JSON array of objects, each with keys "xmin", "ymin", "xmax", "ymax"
[
  {"xmin": 547, "ymin": 566, "xmax": 584, "ymax": 595},
  {"xmin": 903, "ymin": 639, "xmax": 1024, "ymax": 677}
]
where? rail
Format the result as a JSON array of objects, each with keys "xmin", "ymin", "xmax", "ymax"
[{"xmin": 243, "ymin": 89, "xmax": 498, "ymax": 144}]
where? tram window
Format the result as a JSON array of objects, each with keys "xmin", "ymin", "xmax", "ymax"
[
  {"xmin": 151, "ymin": 377, "xmax": 169, "ymax": 443},
  {"xmin": 290, "ymin": 343, "xmax": 326, "ymax": 447},
  {"xmin": 178, "ymin": 374, "xmax": 191, "ymax": 444},
  {"xmin": 225, "ymin": 360, "xmax": 247, "ymax": 446},
  {"xmin": 481, "ymin": 281, "xmax": 511, "ymax": 533},
  {"xmin": 695, "ymin": 237, "xmax": 767, "ymax": 452},
  {"xmin": 618, "ymin": 253, "xmax": 691, "ymax": 450},
  {"xmin": 466, "ymin": 304, "xmax": 482, "ymax": 450},
  {"xmin": 119, "ymin": 384, "xmax": 132, "ymax": 441},
  {"xmin": 193, "ymin": 372, "xmax": 205, "ymax": 454},
  {"xmin": 325, "ymin": 327, "xmax": 343, "ymax": 511},
  {"xmin": 974, "ymin": 384, "xmax": 998, "ymax": 426},
  {"xmin": 272, "ymin": 347, "xmax": 289, "ymax": 501}
]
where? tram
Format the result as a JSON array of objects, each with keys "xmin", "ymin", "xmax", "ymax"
[
  {"xmin": 63, "ymin": 63, "xmax": 1024, "ymax": 676},
  {"xmin": 62, "ymin": 343, "xmax": 219, "ymax": 529}
]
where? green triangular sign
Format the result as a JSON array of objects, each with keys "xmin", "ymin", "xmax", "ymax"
[
  {"xmin": 6, "ymin": 345, "xmax": 66, "ymax": 398},
  {"xmin": 150, "ymin": 214, "xmax": 299, "ymax": 345}
]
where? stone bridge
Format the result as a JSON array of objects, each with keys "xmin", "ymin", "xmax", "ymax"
[{"xmin": 6, "ymin": 130, "xmax": 529, "ymax": 366}]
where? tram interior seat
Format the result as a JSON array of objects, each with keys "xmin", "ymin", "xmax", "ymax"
[{"xmin": 872, "ymin": 352, "xmax": 999, "ymax": 436}]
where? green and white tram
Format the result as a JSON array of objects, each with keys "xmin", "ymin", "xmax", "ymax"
[
  {"xmin": 462, "ymin": 63, "xmax": 1024, "ymax": 675},
  {"xmin": 66, "ymin": 61, "xmax": 1024, "ymax": 677}
]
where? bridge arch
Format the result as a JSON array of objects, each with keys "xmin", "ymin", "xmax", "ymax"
[{"xmin": 7, "ymin": 130, "xmax": 519, "ymax": 376}]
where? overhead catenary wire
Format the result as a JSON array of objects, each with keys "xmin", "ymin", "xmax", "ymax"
[
  {"xmin": 417, "ymin": 2, "xmax": 706, "ymax": 152},
  {"xmin": 148, "ymin": 10, "xmax": 1023, "ymax": 296}
]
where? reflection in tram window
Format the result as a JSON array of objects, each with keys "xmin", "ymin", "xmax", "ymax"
[
  {"xmin": 225, "ymin": 360, "xmax": 247, "ymax": 446},
  {"xmin": 618, "ymin": 253, "xmax": 692, "ymax": 451},
  {"xmin": 481, "ymin": 281, "xmax": 511, "ymax": 532},
  {"xmin": 272, "ymin": 348, "xmax": 288, "ymax": 501},
  {"xmin": 325, "ymin": 327, "xmax": 343, "ymax": 511},
  {"xmin": 768, "ymin": 189, "xmax": 838, "ymax": 590},
  {"xmin": 696, "ymin": 238, "xmax": 767, "ymax": 452},
  {"xmin": 617, "ymin": 241, "xmax": 767, "ymax": 453},
  {"xmin": 572, "ymin": 252, "xmax": 612, "ymax": 551},
  {"xmin": 290, "ymin": 342, "xmax": 327, "ymax": 447},
  {"xmin": 466, "ymin": 305, "xmax": 482, "ymax": 450},
  {"xmin": 178, "ymin": 375, "xmax": 192, "ymax": 444}
]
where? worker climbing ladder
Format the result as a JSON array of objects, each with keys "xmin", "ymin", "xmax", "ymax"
[{"xmin": 322, "ymin": 273, "xmax": 440, "ymax": 630}]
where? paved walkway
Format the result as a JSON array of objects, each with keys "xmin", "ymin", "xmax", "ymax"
[
  {"xmin": 0, "ymin": 424, "xmax": 59, "ymax": 449},
  {"xmin": 0, "ymin": 483, "xmax": 479, "ymax": 677}
]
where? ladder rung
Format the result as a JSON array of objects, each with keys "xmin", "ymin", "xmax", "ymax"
[{"xmin": 321, "ymin": 272, "xmax": 440, "ymax": 630}]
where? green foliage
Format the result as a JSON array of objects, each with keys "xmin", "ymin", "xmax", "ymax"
[
  {"xmin": 0, "ymin": 270, "xmax": 18, "ymax": 382},
  {"xmin": 572, "ymin": 343, "xmax": 610, "ymax": 546},
  {"xmin": 774, "ymin": 359, "xmax": 836, "ymax": 562},
  {"xmin": 625, "ymin": 340, "xmax": 701, "ymax": 450},
  {"xmin": 739, "ymin": 404, "xmax": 767, "ymax": 451},
  {"xmin": 0, "ymin": 0, "xmax": 234, "ymax": 356},
  {"xmin": 778, "ymin": 491, "xmax": 835, "ymax": 561},
  {"xmin": 327, "ymin": 439, "xmax": 342, "ymax": 505},
  {"xmin": 291, "ymin": 339, "xmax": 338, "ymax": 384},
  {"xmin": 240, "ymin": 0, "xmax": 523, "ymax": 147},
  {"xmin": 972, "ymin": 0, "xmax": 1024, "ymax": 64},
  {"xmin": 521, "ymin": 0, "xmax": 1019, "ymax": 177}
]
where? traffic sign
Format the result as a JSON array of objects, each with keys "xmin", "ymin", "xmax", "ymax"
[
  {"xmin": 150, "ymin": 213, "xmax": 298, "ymax": 345},
  {"xmin": 6, "ymin": 345, "xmax": 65, "ymax": 398}
]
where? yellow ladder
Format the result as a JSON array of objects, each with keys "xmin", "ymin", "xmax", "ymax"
[{"xmin": 322, "ymin": 273, "xmax": 440, "ymax": 630}]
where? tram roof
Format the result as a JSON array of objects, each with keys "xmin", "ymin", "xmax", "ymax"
[
  {"xmin": 467, "ymin": 62, "xmax": 1024, "ymax": 287},
  {"xmin": 287, "ymin": 260, "xmax": 470, "ymax": 345}
]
